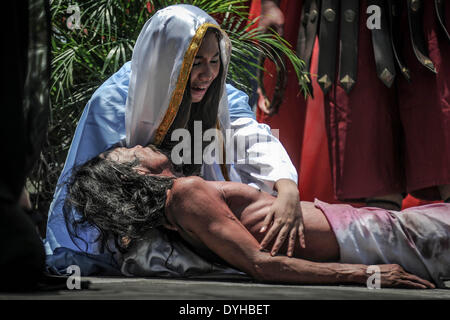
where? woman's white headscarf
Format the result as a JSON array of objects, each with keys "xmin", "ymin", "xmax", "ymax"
[{"xmin": 125, "ymin": 4, "xmax": 231, "ymax": 149}]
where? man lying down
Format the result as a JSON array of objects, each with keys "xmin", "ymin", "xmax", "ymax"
[{"xmin": 65, "ymin": 144, "xmax": 450, "ymax": 289}]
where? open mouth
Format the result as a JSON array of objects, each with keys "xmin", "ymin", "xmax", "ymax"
[
  {"xmin": 191, "ymin": 82, "xmax": 211, "ymax": 101},
  {"xmin": 191, "ymin": 86, "xmax": 208, "ymax": 94}
]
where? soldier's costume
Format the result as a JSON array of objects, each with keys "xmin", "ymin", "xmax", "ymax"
[{"xmin": 258, "ymin": 0, "xmax": 450, "ymax": 203}]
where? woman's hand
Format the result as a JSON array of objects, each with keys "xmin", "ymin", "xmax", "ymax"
[{"xmin": 259, "ymin": 179, "xmax": 305, "ymax": 256}]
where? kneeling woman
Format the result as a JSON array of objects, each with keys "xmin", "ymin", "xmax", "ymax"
[{"xmin": 47, "ymin": 4, "xmax": 304, "ymax": 274}]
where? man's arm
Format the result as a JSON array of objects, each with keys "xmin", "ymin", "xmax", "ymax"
[{"xmin": 164, "ymin": 177, "xmax": 434, "ymax": 288}]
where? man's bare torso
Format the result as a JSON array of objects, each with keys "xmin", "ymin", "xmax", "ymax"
[{"xmin": 170, "ymin": 178, "xmax": 340, "ymax": 262}]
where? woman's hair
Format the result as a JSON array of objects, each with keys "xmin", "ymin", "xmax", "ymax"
[
  {"xmin": 161, "ymin": 27, "xmax": 224, "ymax": 176},
  {"xmin": 190, "ymin": 28, "xmax": 224, "ymax": 128},
  {"xmin": 64, "ymin": 154, "xmax": 174, "ymax": 252}
]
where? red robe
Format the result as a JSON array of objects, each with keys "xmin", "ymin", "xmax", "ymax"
[
  {"xmin": 253, "ymin": 0, "xmax": 447, "ymax": 208},
  {"xmin": 255, "ymin": 0, "xmax": 340, "ymax": 204}
]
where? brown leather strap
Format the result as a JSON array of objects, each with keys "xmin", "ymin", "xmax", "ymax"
[
  {"xmin": 317, "ymin": 0, "xmax": 340, "ymax": 93},
  {"xmin": 338, "ymin": 0, "xmax": 359, "ymax": 93},
  {"xmin": 369, "ymin": 0, "xmax": 397, "ymax": 88}
]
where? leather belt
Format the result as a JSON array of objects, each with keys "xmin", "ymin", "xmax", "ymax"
[
  {"xmin": 407, "ymin": 0, "xmax": 437, "ymax": 73},
  {"xmin": 338, "ymin": 0, "xmax": 359, "ymax": 93},
  {"xmin": 369, "ymin": 0, "xmax": 397, "ymax": 88},
  {"xmin": 317, "ymin": 0, "xmax": 340, "ymax": 94}
]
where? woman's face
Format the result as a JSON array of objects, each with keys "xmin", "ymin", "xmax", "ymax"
[{"xmin": 190, "ymin": 30, "xmax": 221, "ymax": 103}]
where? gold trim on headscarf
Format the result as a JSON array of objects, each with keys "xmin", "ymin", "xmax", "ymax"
[{"xmin": 153, "ymin": 22, "xmax": 222, "ymax": 146}]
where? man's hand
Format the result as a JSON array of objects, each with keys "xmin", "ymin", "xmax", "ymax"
[
  {"xmin": 259, "ymin": 179, "xmax": 305, "ymax": 256},
  {"xmin": 376, "ymin": 264, "xmax": 435, "ymax": 289},
  {"xmin": 256, "ymin": 87, "xmax": 273, "ymax": 115},
  {"xmin": 260, "ymin": 0, "xmax": 285, "ymax": 35}
]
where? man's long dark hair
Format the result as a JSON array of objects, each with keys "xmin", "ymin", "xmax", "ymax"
[{"xmin": 64, "ymin": 155, "xmax": 174, "ymax": 252}]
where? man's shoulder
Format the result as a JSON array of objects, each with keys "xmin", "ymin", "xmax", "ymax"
[
  {"xmin": 172, "ymin": 176, "xmax": 206, "ymax": 192},
  {"xmin": 171, "ymin": 177, "xmax": 226, "ymax": 202}
]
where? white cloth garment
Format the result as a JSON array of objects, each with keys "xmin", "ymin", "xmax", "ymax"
[{"xmin": 315, "ymin": 200, "xmax": 450, "ymax": 288}]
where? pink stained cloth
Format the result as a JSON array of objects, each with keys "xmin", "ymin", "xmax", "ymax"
[{"xmin": 315, "ymin": 199, "xmax": 450, "ymax": 288}]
